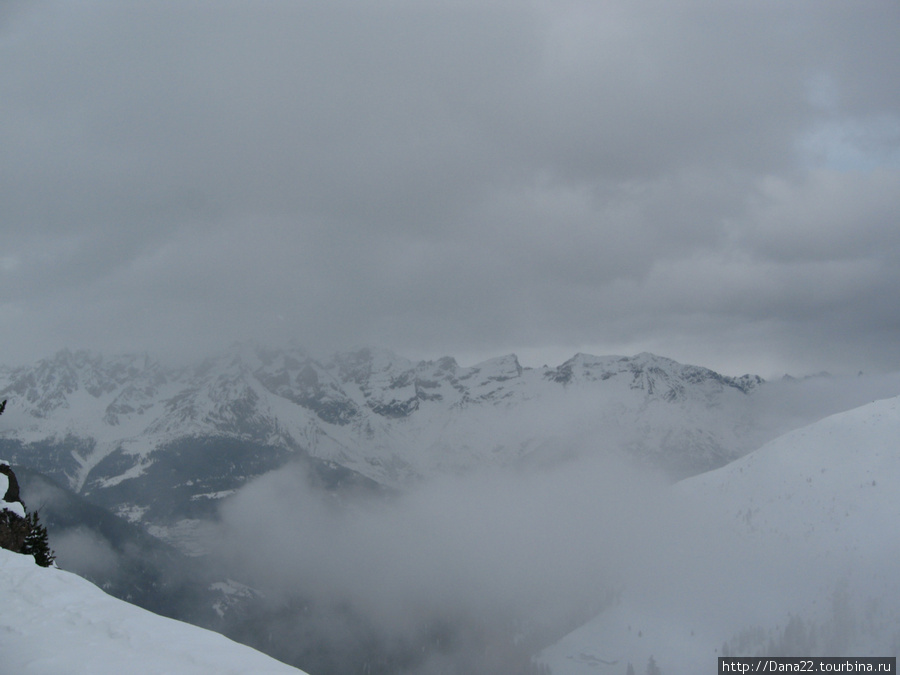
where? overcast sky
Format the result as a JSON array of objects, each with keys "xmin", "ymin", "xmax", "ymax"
[{"xmin": 1, "ymin": 1, "xmax": 899, "ymax": 377}]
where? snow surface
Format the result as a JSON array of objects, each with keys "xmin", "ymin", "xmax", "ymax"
[
  {"xmin": 0, "ymin": 548, "xmax": 308, "ymax": 675},
  {"xmin": 540, "ymin": 395, "xmax": 900, "ymax": 675}
]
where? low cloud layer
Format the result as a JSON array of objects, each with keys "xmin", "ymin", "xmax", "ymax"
[
  {"xmin": 208, "ymin": 382, "xmax": 900, "ymax": 674},
  {"xmin": 211, "ymin": 452, "xmax": 670, "ymax": 672},
  {"xmin": 1, "ymin": 2, "xmax": 899, "ymax": 377},
  {"xmin": 51, "ymin": 527, "xmax": 119, "ymax": 578}
]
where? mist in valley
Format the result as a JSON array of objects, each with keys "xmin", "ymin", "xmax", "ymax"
[
  {"xmin": 187, "ymin": 373, "xmax": 900, "ymax": 675},
  {"xmin": 206, "ymin": 450, "xmax": 663, "ymax": 674}
]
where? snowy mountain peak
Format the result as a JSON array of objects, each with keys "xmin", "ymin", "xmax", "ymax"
[
  {"xmin": 331, "ymin": 347, "xmax": 414, "ymax": 385},
  {"xmin": 468, "ymin": 353, "xmax": 524, "ymax": 381},
  {"xmin": 543, "ymin": 351, "xmax": 758, "ymax": 398},
  {"xmin": 1, "ymin": 350, "xmax": 163, "ymax": 419}
]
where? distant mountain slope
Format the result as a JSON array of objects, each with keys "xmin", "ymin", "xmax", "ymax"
[
  {"xmin": 539, "ymin": 395, "xmax": 900, "ymax": 675},
  {"xmin": 677, "ymin": 394, "xmax": 900, "ymax": 556},
  {"xmin": 0, "ymin": 547, "xmax": 307, "ymax": 675},
  {"xmin": 0, "ymin": 345, "xmax": 766, "ymax": 537}
]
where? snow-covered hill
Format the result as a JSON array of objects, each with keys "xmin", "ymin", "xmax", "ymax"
[
  {"xmin": 0, "ymin": 346, "xmax": 767, "ymax": 537},
  {"xmin": 540, "ymin": 395, "xmax": 900, "ymax": 675},
  {"xmin": 0, "ymin": 547, "xmax": 307, "ymax": 675}
]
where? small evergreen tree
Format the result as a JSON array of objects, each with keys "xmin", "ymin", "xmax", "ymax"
[
  {"xmin": 0, "ymin": 508, "xmax": 29, "ymax": 552},
  {"xmin": 22, "ymin": 510, "xmax": 55, "ymax": 567}
]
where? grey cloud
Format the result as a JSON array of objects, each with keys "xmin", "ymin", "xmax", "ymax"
[
  {"xmin": 1, "ymin": 1, "xmax": 899, "ymax": 374},
  {"xmin": 52, "ymin": 527, "xmax": 120, "ymax": 578},
  {"xmin": 212, "ymin": 453, "xmax": 665, "ymax": 643},
  {"xmin": 737, "ymin": 170, "xmax": 900, "ymax": 264}
]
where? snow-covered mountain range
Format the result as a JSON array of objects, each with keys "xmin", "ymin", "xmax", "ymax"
[{"xmin": 0, "ymin": 345, "xmax": 766, "ymax": 539}]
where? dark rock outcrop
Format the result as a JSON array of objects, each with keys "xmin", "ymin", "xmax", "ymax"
[
  {"xmin": 1, "ymin": 462, "xmax": 28, "ymax": 552},
  {"xmin": 1, "ymin": 462, "xmax": 22, "ymax": 504}
]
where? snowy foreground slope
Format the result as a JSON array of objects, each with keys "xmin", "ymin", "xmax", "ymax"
[
  {"xmin": 0, "ymin": 548, "xmax": 307, "ymax": 675},
  {"xmin": 540, "ymin": 395, "xmax": 900, "ymax": 675}
]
